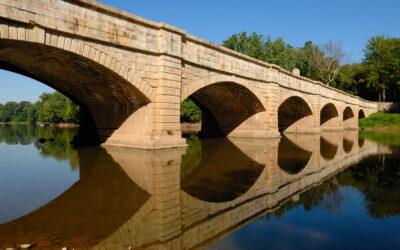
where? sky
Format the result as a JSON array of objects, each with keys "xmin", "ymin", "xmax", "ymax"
[{"xmin": 0, "ymin": 0, "xmax": 399, "ymax": 103}]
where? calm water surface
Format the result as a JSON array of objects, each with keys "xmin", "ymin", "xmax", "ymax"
[{"xmin": 0, "ymin": 124, "xmax": 399, "ymax": 249}]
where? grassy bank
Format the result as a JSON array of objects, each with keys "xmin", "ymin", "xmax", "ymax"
[
  {"xmin": 359, "ymin": 112, "xmax": 400, "ymax": 129},
  {"xmin": 359, "ymin": 130, "xmax": 400, "ymax": 146}
]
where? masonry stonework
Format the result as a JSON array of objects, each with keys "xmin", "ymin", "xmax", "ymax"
[{"xmin": 0, "ymin": 0, "xmax": 378, "ymax": 149}]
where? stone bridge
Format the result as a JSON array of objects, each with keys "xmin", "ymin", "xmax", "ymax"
[
  {"xmin": 0, "ymin": 133, "xmax": 392, "ymax": 249},
  {"xmin": 0, "ymin": 0, "xmax": 378, "ymax": 149}
]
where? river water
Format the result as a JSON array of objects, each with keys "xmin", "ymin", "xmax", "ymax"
[{"xmin": 0, "ymin": 124, "xmax": 399, "ymax": 249}]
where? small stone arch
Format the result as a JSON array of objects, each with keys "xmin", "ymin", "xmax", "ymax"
[
  {"xmin": 278, "ymin": 94, "xmax": 314, "ymax": 133},
  {"xmin": 358, "ymin": 109, "xmax": 366, "ymax": 119},
  {"xmin": 343, "ymin": 106, "xmax": 355, "ymax": 121},
  {"xmin": 181, "ymin": 75, "xmax": 267, "ymax": 138},
  {"xmin": 181, "ymin": 74, "xmax": 264, "ymax": 107}
]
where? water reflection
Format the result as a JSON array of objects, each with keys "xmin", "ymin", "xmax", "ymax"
[
  {"xmin": 320, "ymin": 136, "xmax": 338, "ymax": 160},
  {"xmin": 0, "ymin": 126, "xmax": 399, "ymax": 249},
  {"xmin": 181, "ymin": 138, "xmax": 265, "ymax": 202},
  {"xmin": 278, "ymin": 135, "xmax": 313, "ymax": 174}
]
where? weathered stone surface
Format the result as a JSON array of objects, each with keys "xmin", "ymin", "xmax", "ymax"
[{"xmin": 0, "ymin": 0, "xmax": 378, "ymax": 149}]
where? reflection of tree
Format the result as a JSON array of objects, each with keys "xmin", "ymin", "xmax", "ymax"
[
  {"xmin": 180, "ymin": 134, "xmax": 202, "ymax": 179},
  {"xmin": 34, "ymin": 128, "xmax": 79, "ymax": 170},
  {"xmin": 0, "ymin": 124, "xmax": 79, "ymax": 170},
  {"xmin": 269, "ymin": 177, "xmax": 343, "ymax": 220},
  {"xmin": 339, "ymin": 154, "xmax": 400, "ymax": 219},
  {"xmin": 359, "ymin": 131, "xmax": 400, "ymax": 146},
  {"xmin": 266, "ymin": 148, "xmax": 400, "ymax": 221},
  {"xmin": 0, "ymin": 124, "xmax": 38, "ymax": 145}
]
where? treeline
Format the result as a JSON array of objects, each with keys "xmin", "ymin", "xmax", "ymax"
[
  {"xmin": 0, "ymin": 92, "xmax": 79, "ymax": 123},
  {"xmin": 223, "ymin": 33, "xmax": 400, "ymax": 102}
]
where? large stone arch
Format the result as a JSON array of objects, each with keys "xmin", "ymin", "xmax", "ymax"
[
  {"xmin": 181, "ymin": 75, "xmax": 268, "ymax": 138},
  {"xmin": 278, "ymin": 93, "xmax": 314, "ymax": 133},
  {"xmin": 0, "ymin": 21, "xmax": 157, "ymax": 145},
  {"xmin": 320, "ymin": 103, "xmax": 340, "ymax": 131}
]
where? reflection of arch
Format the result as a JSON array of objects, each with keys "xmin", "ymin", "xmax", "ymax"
[
  {"xmin": 343, "ymin": 107, "xmax": 355, "ymax": 121},
  {"xmin": 359, "ymin": 109, "xmax": 366, "ymax": 119},
  {"xmin": 278, "ymin": 96, "xmax": 313, "ymax": 132},
  {"xmin": 358, "ymin": 138, "xmax": 365, "ymax": 148},
  {"xmin": 0, "ymin": 147, "xmax": 150, "ymax": 249},
  {"xmin": 278, "ymin": 135, "xmax": 312, "ymax": 174},
  {"xmin": 320, "ymin": 136, "xmax": 338, "ymax": 160},
  {"xmin": 320, "ymin": 103, "xmax": 339, "ymax": 126},
  {"xmin": 343, "ymin": 138, "xmax": 354, "ymax": 153},
  {"xmin": 182, "ymin": 76, "xmax": 266, "ymax": 137},
  {"xmin": 181, "ymin": 138, "xmax": 265, "ymax": 202}
]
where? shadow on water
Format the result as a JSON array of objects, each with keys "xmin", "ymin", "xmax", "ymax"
[{"xmin": 181, "ymin": 136, "xmax": 265, "ymax": 202}]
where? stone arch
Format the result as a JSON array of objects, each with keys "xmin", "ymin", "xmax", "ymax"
[
  {"xmin": 343, "ymin": 106, "xmax": 355, "ymax": 121},
  {"xmin": 278, "ymin": 95, "xmax": 314, "ymax": 133},
  {"xmin": 182, "ymin": 75, "xmax": 267, "ymax": 138},
  {"xmin": 358, "ymin": 109, "xmax": 366, "ymax": 119},
  {"xmin": 0, "ymin": 22, "xmax": 156, "ymax": 144},
  {"xmin": 343, "ymin": 106, "xmax": 356, "ymax": 129},
  {"xmin": 320, "ymin": 103, "xmax": 340, "ymax": 130}
]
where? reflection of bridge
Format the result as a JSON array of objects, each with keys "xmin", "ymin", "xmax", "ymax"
[
  {"xmin": 0, "ymin": 0, "xmax": 378, "ymax": 149},
  {"xmin": 0, "ymin": 133, "xmax": 391, "ymax": 249}
]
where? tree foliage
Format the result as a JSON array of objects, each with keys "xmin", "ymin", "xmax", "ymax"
[
  {"xmin": 0, "ymin": 92, "xmax": 79, "ymax": 123},
  {"xmin": 223, "ymin": 32, "xmax": 400, "ymax": 102},
  {"xmin": 222, "ymin": 31, "xmax": 307, "ymax": 72},
  {"xmin": 180, "ymin": 99, "xmax": 201, "ymax": 123}
]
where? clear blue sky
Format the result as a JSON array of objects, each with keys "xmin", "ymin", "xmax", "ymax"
[{"xmin": 0, "ymin": 0, "xmax": 398, "ymax": 103}]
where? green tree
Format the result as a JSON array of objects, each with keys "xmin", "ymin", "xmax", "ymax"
[
  {"xmin": 181, "ymin": 99, "xmax": 201, "ymax": 123},
  {"xmin": 3, "ymin": 102, "xmax": 18, "ymax": 122},
  {"xmin": 222, "ymin": 32, "xmax": 306, "ymax": 72},
  {"xmin": 363, "ymin": 36, "xmax": 400, "ymax": 102},
  {"xmin": 0, "ymin": 103, "xmax": 4, "ymax": 122}
]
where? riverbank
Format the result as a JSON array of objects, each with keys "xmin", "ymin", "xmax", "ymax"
[
  {"xmin": 359, "ymin": 112, "xmax": 400, "ymax": 130},
  {"xmin": 181, "ymin": 122, "xmax": 201, "ymax": 134},
  {"xmin": 0, "ymin": 121, "xmax": 79, "ymax": 128}
]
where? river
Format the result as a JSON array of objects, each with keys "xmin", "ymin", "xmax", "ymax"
[{"xmin": 0, "ymin": 124, "xmax": 399, "ymax": 249}]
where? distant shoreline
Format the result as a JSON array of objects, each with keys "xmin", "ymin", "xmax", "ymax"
[{"xmin": 0, "ymin": 122, "xmax": 79, "ymax": 128}]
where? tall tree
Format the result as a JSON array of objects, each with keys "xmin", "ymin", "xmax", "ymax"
[
  {"xmin": 304, "ymin": 41, "xmax": 346, "ymax": 86},
  {"xmin": 363, "ymin": 36, "xmax": 400, "ymax": 102}
]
